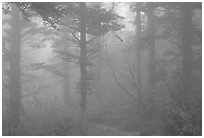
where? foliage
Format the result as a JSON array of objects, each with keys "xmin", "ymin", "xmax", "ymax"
[{"xmin": 2, "ymin": 2, "xmax": 202, "ymax": 136}]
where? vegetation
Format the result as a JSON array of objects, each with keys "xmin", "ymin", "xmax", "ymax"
[{"xmin": 2, "ymin": 2, "xmax": 202, "ymax": 136}]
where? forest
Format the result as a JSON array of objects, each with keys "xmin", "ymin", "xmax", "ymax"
[{"xmin": 2, "ymin": 2, "xmax": 202, "ymax": 136}]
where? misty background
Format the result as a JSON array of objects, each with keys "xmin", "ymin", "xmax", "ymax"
[{"xmin": 2, "ymin": 2, "xmax": 202, "ymax": 136}]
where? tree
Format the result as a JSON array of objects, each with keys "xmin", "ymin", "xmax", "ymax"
[
  {"xmin": 15, "ymin": 2, "xmax": 124, "ymax": 135},
  {"xmin": 146, "ymin": 3, "xmax": 156, "ymax": 103},
  {"xmin": 156, "ymin": 2, "xmax": 201, "ymax": 111},
  {"xmin": 3, "ymin": 6, "xmax": 58, "ymax": 132},
  {"xmin": 73, "ymin": 3, "xmax": 124, "ymax": 134},
  {"xmin": 7, "ymin": 4, "xmax": 22, "ymax": 129},
  {"xmin": 151, "ymin": 2, "xmax": 202, "ymax": 135},
  {"xmin": 62, "ymin": 44, "xmax": 71, "ymax": 107},
  {"xmin": 78, "ymin": 3, "xmax": 87, "ymax": 134},
  {"xmin": 135, "ymin": 2, "xmax": 145, "ymax": 110},
  {"xmin": 180, "ymin": 3, "xmax": 193, "ymax": 111},
  {"xmin": 87, "ymin": 38, "xmax": 103, "ymax": 101}
]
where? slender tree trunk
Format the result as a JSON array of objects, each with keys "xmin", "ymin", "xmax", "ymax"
[
  {"xmin": 135, "ymin": 3, "xmax": 145, "ymax": 110},
  {"xmin": 8, "ymin": 4, "xmax": 21, "ymax": 128},
  {"xmin": 94, "ymin": 53, "xmax": 102, "ymax": 101},
  {"xmin": 63, "ymin": 46, "xmax": 70, "ymax": 107},
  {"xmin": 180, "ymin": 3, "xmax": 193, "ymax": 111},
  {"xmin": 147, "ymin": 3, "xmax": 156, "ymax": 103},
  {"xmin": 91, "ymin": 49, "xmax": 102, "ymax": 101},
  {"xmin": 79, "ymin": 2, "xmax": 88, "ymax": 135}
]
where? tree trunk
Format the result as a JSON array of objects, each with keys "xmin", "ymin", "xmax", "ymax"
[
  {"xmin": 79, "ymin": 2, "xmax": 88, "ymax": 135},
  {"xmin": 147, "ymin": 3, "xmax": 156, "ymax": 103},
  {"xmin": 8, "ymin": 4, "xmax": 21, "ymax": 128},
  {"xmin": 90, "ymin": 49, "xmax": 102, "ymax": 101},
  {"xmin": 94, "ymin": 53, "xmax": 102, "ymax": 101},
  {"xmin": 63, "ymin": 46, "xmax": 70, "ymax": 107},
  {"xmin": 135, "ymin": 3, "xmax": 145, "ymax": 110},
  {"xmin": 180, "ymin": 3, "xmax": 193, "ymax": 111}
]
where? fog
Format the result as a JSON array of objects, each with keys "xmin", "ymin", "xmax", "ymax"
[{"xmin": 2, "ymin": 2, "xmax": 202, "ymax": 136}]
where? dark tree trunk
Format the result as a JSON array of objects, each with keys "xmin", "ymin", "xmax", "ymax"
[
  {"xmin": 180, "ymin": 3, "xmax": 193, "ymax": 111},
  {"xmin": 79, "ymin": 2, "xmax": 88, "ymax": 135},
  {"xmin": 8, "ymin": 4, "xmax": 21, "ymax": 128},
  {"xmin": 147, "ymin": 3, "xmax": 156, "ymax": 103}
]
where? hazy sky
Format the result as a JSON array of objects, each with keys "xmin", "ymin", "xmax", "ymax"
[
  {"xmin": 103, "ymin": 2, "xmax": 135, "ymax": 32},
  {"xmin": 115, "ymin": 2, "xmax": 135, "ymax": 32}
]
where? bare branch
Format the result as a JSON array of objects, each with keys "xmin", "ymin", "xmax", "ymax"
[
  {"xmin": 123, "ymin": 53, "xmax": 138, "ymax": 90},
  {"xmin": 108, "ymin": 2, "xmax": 115, "ymax": 12},
  {"xmin": 53, "ymin": 50, "xmax": 80, "ymax": 59},
  {"xmin": 61, "ymin": 56, "xmax": 79, "ymax": 66},
  {"xmin": 109, "ymin": 62, "xmax": 138, "ymax": 101},
  {"xmin": 64, "ymin": 36, "xmax": 79, "ymax": 43},
  {"xmin": 105, "ymin": 49, "xmax": 138, "ymax": 101},
  {"xmin": 72, "ymin": 31, "xmax": 80, "ymax": 41},
  {"xmin": 2, "ymin": 46, "xmax": 10, "ymax": 55},
  {"xmin": 161, "ymin": 55, "xmax": 180, "ymax": 69},
  {"xmin": 87, "ymin": 47, "xmax": 101, "ymax": 58},
  {"xmin": 87, "ymin": 36, "xmax": 98, "ymax": 43},
  {"xmin": 111, "ymin": 31, "xmax": 123, "ymax": 42}
]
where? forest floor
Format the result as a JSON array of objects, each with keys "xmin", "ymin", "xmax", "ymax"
[
  {"xmin": 86, "ymin": 122, "xmax": 140, "ymax": 136},
  {"xmin": 3, "ymin": 119, "xmax": 141, "ymax": 136}
]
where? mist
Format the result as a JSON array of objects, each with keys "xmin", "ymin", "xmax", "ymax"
[{"xmin": 2, "ymin": 2, "xmax": 202, "ymax": 136}]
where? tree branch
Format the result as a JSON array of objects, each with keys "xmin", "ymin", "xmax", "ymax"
[
  {"xmin": 123, "ymin": 52, "xmax": 139, "ymax": 91},
  {"xmin": 87, "ymin": 36, "xmax": 98, "ymax": 43},
  {"xmin": 111, "ymin": 31, "xmax": 123, "ymax": 42},
  {"xmin": 108, "ymin": 2, "xmax": 115, "ymax": 12},
  {"xmin": 87, "ymin": 47, "xmax": 101, "ymax": 58},
  {"xmin": 64, "ymin": 36, "xmax": 79, "ymax": 43},
  {"xmin": 61, "ymin": 56, "xmax": 79, "ymax": 66},
  {"xmin": 161, "ymin": 55, "xmax": 180, "ymax": 70},
  {"xmin": 72, "ymin": 31, "xmax": 80, "ymax": 41},
  {"xmin": 105, "ymin": 49, "xmax": 138, "ymax": 101}
]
